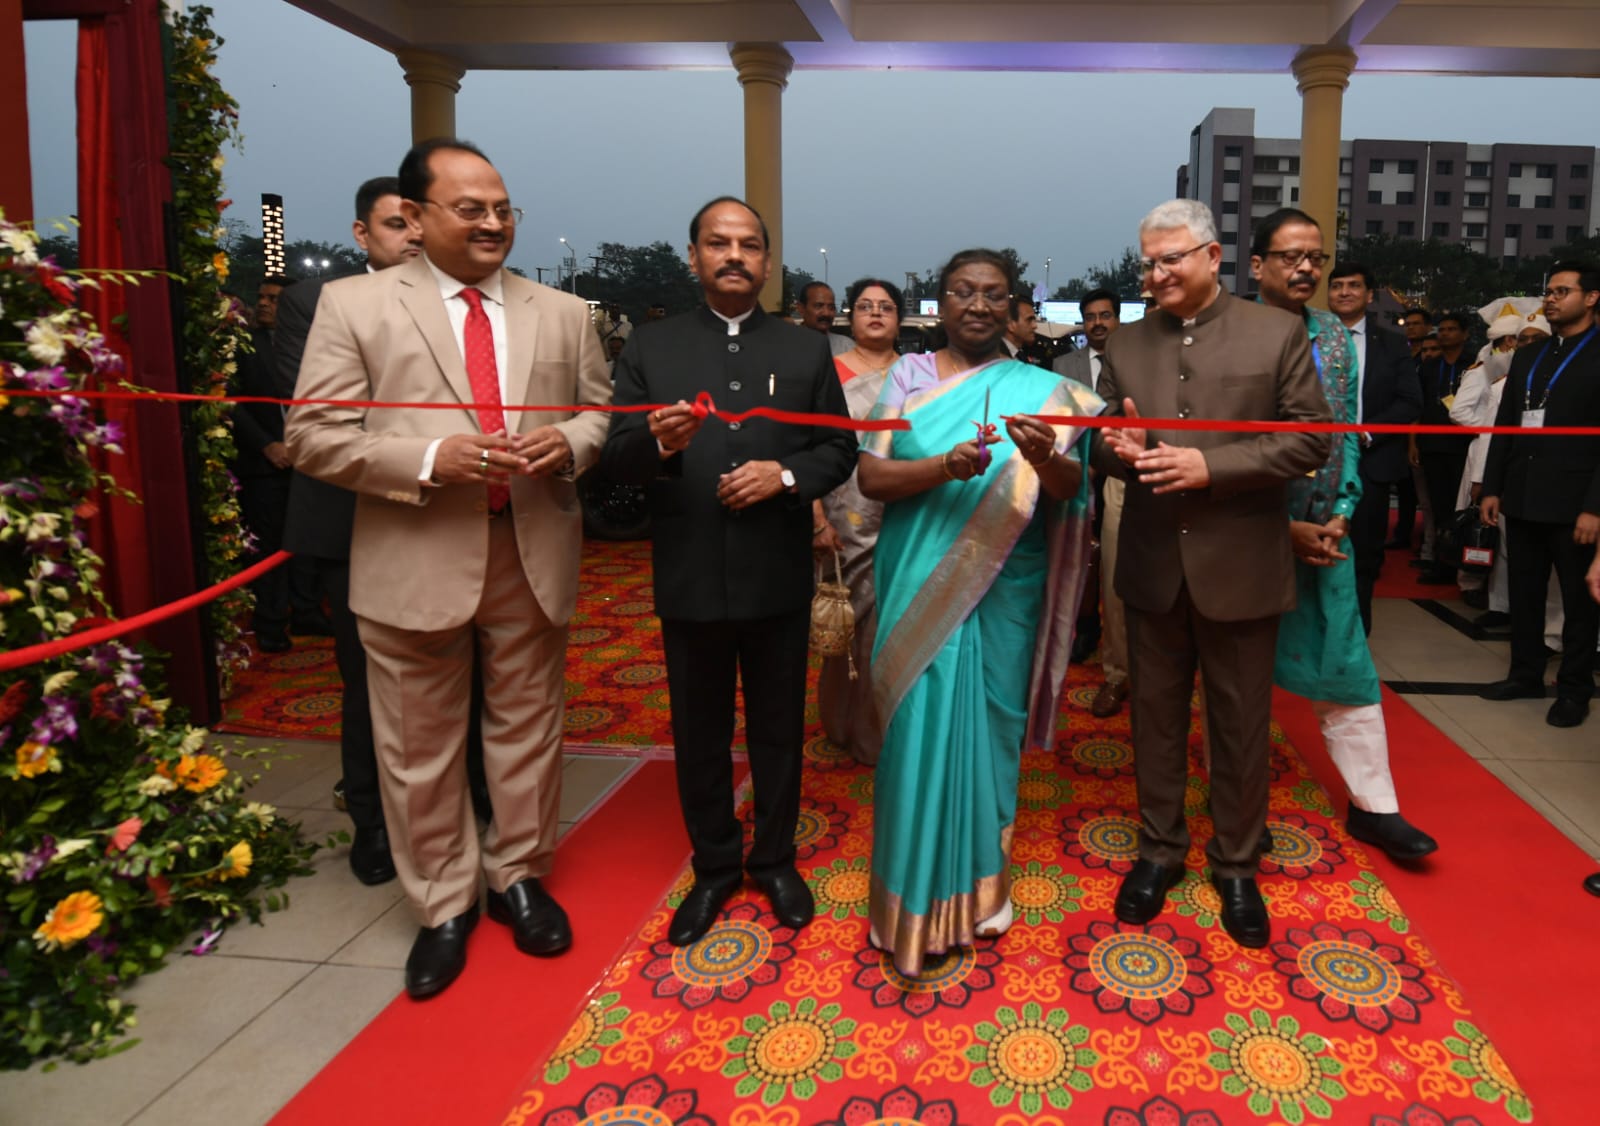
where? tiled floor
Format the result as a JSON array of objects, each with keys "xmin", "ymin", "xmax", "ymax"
[{"xmin": 3, "ymin": 589, "xmax": 1597, "ymax": 1125}]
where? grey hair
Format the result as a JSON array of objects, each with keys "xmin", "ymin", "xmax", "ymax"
[{"xmin": 1140, "ymin": 199, "xmax": 1219, "ymax": 246}]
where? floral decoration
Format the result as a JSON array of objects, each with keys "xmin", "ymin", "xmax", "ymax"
[
  {"xmin": 1105, "ymin": 1095, "xmax": 1228, "ymax": 1126},
  {"xmin": 1, "ymin": 206, "xmax": 317, "ymax": 1068},
  {"xmin": 165, "ymin": 4, "xmax": 256, "ymax": 690},
  {"xmin": 1272, "ymin": 922, "xmax": 1432, "ymax": 1033},
  {"xmin": 965, "ymin": 1001, "xmax": 1098, "ymax": 1113},
  {"xmin": 852, "ymin": 942, "xmax": 1000, "ymax": 1016},
  {"xmin": 543, "ymin": 992, "xmax": 628, "ymax": 1084},
  {"xmin": 1205, "ymin": 1008, "xmax": 1348, "ymax": 1123},
  {"xmin": 1064, "ymin": 920, "xmax": 1214, "ymax": 1025},
  {"xmin": 720, "ymin": 996, "xmax": 858, "ymax": 1105},
  {"xmin": 639, "ymin": 901, "xmax": 795, "ymax": 1009},
  {"xmin": 1372, "ymin": 1104, "xmax": 1492, "ymax": 1126},
  {"xmin": 1442, "ymin": 1019, "xmax": 1533, "ymax": 1123},
  {"xmin": 814, "ymin": 1084, "xmax": 967, "ymax": 1126},
  {"xmin": 538, "ymin": 1074, "xmax": 714, "ymax": 1126}
]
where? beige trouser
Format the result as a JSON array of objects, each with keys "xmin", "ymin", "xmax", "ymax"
[
  {"xmin": 359, "ymin": 516, "xmax": 567, "ymax": 926},
  {"xmin": 1099, "ymin": 476, "xmax": 1129, "ymax": 684}
]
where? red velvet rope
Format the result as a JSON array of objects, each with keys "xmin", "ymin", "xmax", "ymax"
[{"xmin": 0, "ymin": 551, "xmax": 291, "ymax": 674}]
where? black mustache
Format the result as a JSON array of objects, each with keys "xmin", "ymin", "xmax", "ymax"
[
  {"xmin": 718, "ymin": 266, "xmax": 753, "ymax": 280},
  {"xmin": 1290, "ymin": 273, "xmax": 1316, "ymax": 287}
]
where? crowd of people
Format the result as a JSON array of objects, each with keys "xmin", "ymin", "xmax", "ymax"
[{"xmin": 242, "ymin": 135, "xmax": 1600, "ymax": 999}]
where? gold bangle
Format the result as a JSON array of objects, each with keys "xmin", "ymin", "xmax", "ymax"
[
  {"xmin": 812, "ymin": 525, "xmax": 827, "ymax": 536},
  {"xmin": 941, "ymin": 452, "xmax": 957, "ymax": 480}
]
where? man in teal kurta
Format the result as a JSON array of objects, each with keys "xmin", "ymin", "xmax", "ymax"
[{"xmin": 1251, "ymin": 208, "xmax": 1437, "ymax": 862}]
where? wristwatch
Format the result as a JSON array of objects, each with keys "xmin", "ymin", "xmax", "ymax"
[{"xmin": 779, "ymin": 467, "xmax": 797, "ymax": 493}]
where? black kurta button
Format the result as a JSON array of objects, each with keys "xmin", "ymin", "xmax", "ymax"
[
  {"xmin": 728, "ymin": 342, "xmax": 741, "ymax": 354},
  {"xmin": 1178, "ymin": 408, "xmax": 1191, "ymax": 419},
  {"xmin": 729, "ymin": 421, "xmax": 742, "ymax": 431},
  {"xmin": 730, "ymin": 380, "xmax": 742, "ymax": 392}
]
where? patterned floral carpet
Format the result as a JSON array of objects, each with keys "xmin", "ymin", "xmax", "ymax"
[
  {"xmin": 220, "ymin": 541, "xmax": 684, "ymax": 747},
  {"xmin": 500, "ymin": 677, "xmax": 1533, "ymax": 1126}
]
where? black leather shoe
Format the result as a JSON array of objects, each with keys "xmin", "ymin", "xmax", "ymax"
[
  {"xmin": 1345, "ymin": 806, "xmax": 1438, "ymax": 862},
  {"xmin": 1584, "ymin": 873, "xmax": 1600, "ymax": 897},
  {"xmin": 1211, "ymin": 874, "xmax": 1270, "ymax": 948},
  {"xmin": 1070, "ymin": 631, "xmax": 1100, "ymax": 665},
  {"xmin": 1114, "ymin": 859, "xmax": 1183, "ymax": 925},
  {"xmin": 668, "ymin": 875, "xmax": 742, "ymax": 946},
  {"xmin": 1479, "ymin": 678, "xmax": 1545, "ymax": 701},
  {"xmin": 290, "ymin": 613, "xmax": 336, "ymax": 637},
  {"xmin": 332, "ymin": 778, "xmax": 347, "ymax": 812},
  {"xmin": 486, "ymin": 877, "xmax": 572, "ymax": 956},
  {"xmin": 753, "ymin": 866, "xmax": 814, "ymax": 930},
  {"xmin": 348, "ymin": 825, "xmax": 397, "ymax": 885},
  {"xmin": 1473, "ymin": 611, "xmax": 1511, "ymax": 629},
  {"xmin": 1460, "ymin": 587, "xmax": 1488, "ymax": 610},
  {"xmin": 256, "ymin": 632, "xmax": 291, "ymax": 653},
  {"xmin": 1547, "ymin": 696, "xmax": 1590, "ymax": 728},
  {"xmin": 405, "ymin": 904, "xmax": 478, "ymax": 1000}
]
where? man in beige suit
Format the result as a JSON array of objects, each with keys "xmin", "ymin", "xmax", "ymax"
[
  {"xmin": 1096, "ymin": 199, "xmax": 1331, "ymax": 949},
  {"xmin": 286, "ymin": 139, "xmax": 612, "ymax": 999}
]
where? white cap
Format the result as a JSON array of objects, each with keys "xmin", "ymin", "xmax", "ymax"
[
  {"xmin": 1523, "ymin": 313, "xmax": 1552, "ymax": 336},
  {"xmin": 1478, "ymin": 295, "xmax": 1542, "ymax": 324},
  {"xmin": 1487, "ymin": 313, "xmax": 1523, "ymax": 339}
]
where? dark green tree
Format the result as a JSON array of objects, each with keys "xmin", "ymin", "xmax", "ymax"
[
  {"xmin": 782, "ymin": 265, "xmax": 818, "ymax": 313},
  {"xmin": 1055, "ymin": 247, "xmax": 1145, "ymax": 303},
  {"xmin": 588, "ymin": 240, "xmax": 700, "ymax": 321}
]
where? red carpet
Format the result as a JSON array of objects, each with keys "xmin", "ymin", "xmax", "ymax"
[{"xmin": 1372, "ymin": 545, "xmax": 1448, "ymax": 601}]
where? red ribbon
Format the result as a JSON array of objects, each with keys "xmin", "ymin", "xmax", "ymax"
[{"xmin": 0, "ymin": 551, "xmax": 291, "ymax": 674}]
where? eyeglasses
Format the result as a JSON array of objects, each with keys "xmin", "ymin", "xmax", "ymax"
[
  {"xmin": 944, "ymin": 288, "xmax": 1010, "ymax": 308},
  {"xmin": 423, "ymin": 199, "xmax": 523, "ymax": 225},
  {"xmin": 853, "ymin": 301, "xmax": 898, "ymax": 315},
  {"xmin": 1544, "ymin": 286, "xmax": 1576, "ymax": 300},
  {"xmin": 1263, "ymin": 249, "xmax": 1329, "ymax": 268},
  {"xmin": 1138, "ymin": 244, "xmax": 1208, "ymax": 275}
]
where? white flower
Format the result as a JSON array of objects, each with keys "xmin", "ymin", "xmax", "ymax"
[
  {"xmin": 137, "ymin": 774, "xmax": 177, "ymax": 796},
  {"xmin": 49, "ymin": 839, "xmax": 94, "ymax": 863},
  {"xmin": 211, "ymin": 153, "xmax": 225, "ymax": 172},
  {"xmin": 42, "ymin": 670, "xmax": 77, "ymax": 695},
  {"xmin": 2, "ymin": 226, "xmax": 39, "ymax": 265},
  {"xmin": 178, "ymin": 727, "xmax": 206, "ymax": 755},
  {"xmin": 241, "ymin": 802, "xmax": 277, "ymax": 825},
  {"xmin": 24, "ymin": 321, "xmax": 66, "ymax": 365},
  {"xmin": 25, "ymin": 513, "xmax": 62, "ymax": 542}
]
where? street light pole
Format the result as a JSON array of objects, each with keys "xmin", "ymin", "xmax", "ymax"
[
  {"xmin": 820, "ymin": 247, "xmax": 829, "ymax": 287},
  {"xmin": 1045, "ymin": 257, "xmax": 1052, "ymax": 295},
  {"xmin": 559, "ymin": 237, "xmax": 582, "ymax": 296}
]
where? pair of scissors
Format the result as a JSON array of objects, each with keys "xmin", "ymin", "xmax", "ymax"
[{"xmin": 973, "ymin": 387, "xmax": 993, "ymax": 471}]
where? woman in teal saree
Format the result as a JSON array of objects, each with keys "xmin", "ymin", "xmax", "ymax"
[{"xmin": 857, "ymin": 250, "xmax": 1102, "ymax": 976}]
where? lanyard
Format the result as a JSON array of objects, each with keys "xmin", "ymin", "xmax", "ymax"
[
  {"xmin": 1525, "ymin": 325, "xmax": 1597, "ymax": 410},
  {"xmin": 1435, "ymin": 357, "xmax": 1463, "ymax": 398}
]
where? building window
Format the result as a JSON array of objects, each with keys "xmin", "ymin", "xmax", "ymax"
[
  {"xmin": 1290, "ymin": 187, "xmax": 1300, "ymax": 202},
  {"xmin": 1535, "ymin": 195, "xmax": 1553, "ymax": 209},
  {"xmin": 1432, "ymin": 222, "xmax": 1450, "ymax": 238},
  {"xmin": 1339, "ymin": 157, "xmax": 1353, "ymax": 174},
  {"xmin": 1396, "ymin": 192, "xmax": 1416, "ymax": 205},
  {"xmin": 1466, "ymin": 223, "xmax": 1486, "ymax": 237},
  {"xmin": 1366, "ymin": 220, "xmax": 1384, "ymax": 235},
  {"xmin": 1571, "ymin": 195, "xmax": 1587, "ymax": 210},
  {"xmin": 1252, "ymin": 185, "xmax": 1281, "ymax": 203},
  {"xmin": 1338, "ymin": 188, "xmax": 1351, "ymax": 205},
  {"xmin": 1224, "ymin": 144, "xmax": 1243, "ymax": 157},
  {"xmin": 1574, "ymin": 164, "xmax": 1589, "ymax": 179},
  {"xmin": 1253, "ymin": 155, "xmax": 1278, "ymax": 173},
  {"xmin": 1398, "ymin": 159, "xmax": 1417, "ymax": 175},
  {"xmin": 1433, "ymin": 190, "xmax": 1451, "ymax": 206},
  {"xmin": 1367, "ymin": 189, "xmax": 1383, "ymax": 204},
  {"xmin": 1506, "ymin": 194, "xmax": 1521, "ymax": 208},
  {"xmin": 1287, "ymin": 157, "xmax": 1301, "ymax": 173},
  {"xmin": 1221, "ymin": 231, "xmax": 1237, "ymax": 244},
  {"xmin": 1467, "ymin": 192, "xmax": 1488, "ymax": 207},
  {"xmin": 1220, "ymin": 260, "xmax": 1236, "ymax": 275},
  {"xmin": 1221, "ymin": 200, "xmax": 1240, "ymax": 214},
  {"xmin": 1570, "ymin": 225, "xmax": 1586, "ymax": 242},
  {"xmin": 1223, "ymin": 169, "xmax": 1241, "ymax": 183},
  {"xmin": 1537, "ymin": 163, "xmax": 1556, "ymax": 178},
  {"xmin": 1506, "ymin": 223, "xmax": 1521, "ymax": 237},
  {"xmin": 1509, "ymin": 162, "xmax": 1523, "ymax": 177},
  {"xmin": 1397, "ymin": 221, "xmax": 1415, "ymax": 236},
  {"xmin": 1436, "ymin": 159, "xmax": 1454, "ymax": 175},
  {"xmin": 1537, "ymin": 224, "xmax": 1554, "ymax": 239},
  {"xmin": 1369, "ymin": 157, "xmax": 1385, "ymax": 174},
  {"xmin": 1468, "ymin": 161, "xmax": 1491, "ymax": 177}
]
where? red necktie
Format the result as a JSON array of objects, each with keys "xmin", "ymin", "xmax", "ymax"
[{"xmin": 458, "ymin": 287, "xmax": 509, "ymax": 513}]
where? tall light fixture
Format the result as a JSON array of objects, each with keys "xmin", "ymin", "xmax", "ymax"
[{"xmin": 261, "ymin": 193, "xmax": 285, "ymax": 276}]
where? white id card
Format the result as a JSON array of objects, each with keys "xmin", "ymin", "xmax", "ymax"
[{"xmin": 1523, "ymin": 409, "xmax": 1546, "ymax": 429}]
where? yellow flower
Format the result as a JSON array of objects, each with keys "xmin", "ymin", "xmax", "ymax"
[
  {"xmin": 34, "ymin": 890, "xmax": 105, "ymax": 951},
  {"xmin": 212, "ymin": 251, "xmax": 229, "ymax": 280},
  {"xmin": 158, "ymin": 753, "xmax": 228, "ymax": 792},
  {"xmin": 0, "ymin": 391, "xmax": 9, "ymax": 409},
  {"xmin": 16, "ymin": 742, "xmax": 58, "ymax": 778},
  {"xmin": 218, "ymin": 841, "xmax": 252, "ymax": 880}
]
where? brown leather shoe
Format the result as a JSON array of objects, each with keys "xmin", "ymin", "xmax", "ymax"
[{"xmin": 1090, "ymin": 679, "xmax": 1129, "ymax": 718}]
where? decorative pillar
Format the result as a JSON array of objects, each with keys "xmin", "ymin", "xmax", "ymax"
[
  {"xmin": 1293, "ymin": 45, "xmax": 1357, "ymax": 300},
  {"xmin": 730, "ymin": 42, "xmax": 792, "ymax": 313},
  {"xmin": 396, "ymin": 48, "xmax": 464, "ymax": 142}
]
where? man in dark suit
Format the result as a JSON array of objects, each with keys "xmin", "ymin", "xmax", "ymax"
[
  {"xmin": 1480, "ymin": 261, "xmax": 1600, "ymax": 729},
  {"xmin": 234, "ymin": 274, "xmax": 298, "ymax": 653},
  {"xmin": 1326, "ymin": 262, "xmax": 1423, "ymax": 634},
  {"xmin": 1415, "ymin": 312, "xmax": 1474, "ymax": 584},
  {"xmin": 1096, "ymin": 199, "xmax": 1331, "ymax": 949},
  {"xmin": 276, "ymin": 176, "xmax": 421, "ymax": 886},
  {"xmin": 601, "ymin": 197, "xmax": 856, "ymax": 946}
]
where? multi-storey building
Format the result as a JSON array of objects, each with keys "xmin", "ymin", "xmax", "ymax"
[{"xmin": 1178, "ymin": 107, "xmax": 1600, "ymax": 292}]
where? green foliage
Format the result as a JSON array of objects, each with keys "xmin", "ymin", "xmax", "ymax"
[
  {"xmin": 1, "ymin": 212, "xmax": 323, "ymax": 1070},
  {"xmin": 1055, "ymin": 247, "xmax": 1146, "ymax": 303},
  {"xmin": 584, "ymin": 240, "xmax": 701, "ymax": 321}
]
